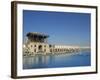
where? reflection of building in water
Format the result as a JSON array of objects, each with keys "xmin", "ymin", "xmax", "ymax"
[
  {"xmin": 23, "ymin": 54, "xmax": 54, "ymax": 69},
  {"xmin": 23, "ymin": 32, "xmax": 80, "ymax": 56}
]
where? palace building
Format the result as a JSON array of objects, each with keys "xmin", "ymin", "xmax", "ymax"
[{"xmin": 23, "ymin": 32, "xmax": 80, "ymax": 56}]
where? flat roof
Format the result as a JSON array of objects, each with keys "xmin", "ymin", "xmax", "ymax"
[{"xmin": 26, "ymin": 32, "xmax": 49, "ymax": 38}]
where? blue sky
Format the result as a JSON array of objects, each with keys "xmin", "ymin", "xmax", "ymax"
[{"xmin": 23, "ymin": 10, "xmax": 91, "ymax": 47}]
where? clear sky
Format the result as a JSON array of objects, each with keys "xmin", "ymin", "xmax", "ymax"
[{"xmin": 23, "ymin": 10, "xmax": 91, "ymax": 47}]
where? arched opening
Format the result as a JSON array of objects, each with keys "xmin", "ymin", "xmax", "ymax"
[{"xmin": 38, "ymin": 45, "xmax": 42, "ymax": 52}]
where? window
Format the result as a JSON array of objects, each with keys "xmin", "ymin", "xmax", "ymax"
[
  {"xmin": 55, "ymin": 49, "xmax": 57, "ymax": 52},
  {"xmin": 49, "ymin": 45, "xmax": 52, "ymax": 47},
  {"xmin": 34, "ymin": 45, "xmax": 36, "ymax": 47},
  {"xmin": 34, "ymin": 49, "xmax": 36, "ymax": 52},
  {"xmin": 31, "ymin": 45, "xmax": 33, "ymax": 47},
  {"xmin": 44, "ymin": 49, "xmax": 46, "ymax": 52},
  {"xmin": 50, "ymin": 49, "xmax": 52, "ymax": 52}
]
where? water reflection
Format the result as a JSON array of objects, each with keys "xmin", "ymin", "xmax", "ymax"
[
  {"xmin": 23, "ymin": 54, "xmax": 55, "ymax": 69},
  {"xmin": 23, "ymin": 51, "xmax": 91, "ymax": 69}
]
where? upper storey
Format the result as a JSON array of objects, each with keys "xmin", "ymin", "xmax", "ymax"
[{"xmin": 26, "ymin": 32, "xmax": 49, "ymax": 43}]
